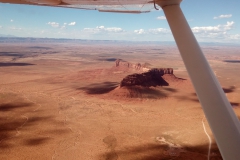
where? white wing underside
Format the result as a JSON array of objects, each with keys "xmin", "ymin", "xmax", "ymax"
[{"xmin": 0, "ymin": 0, "xmax": 156, "ymax": 13}]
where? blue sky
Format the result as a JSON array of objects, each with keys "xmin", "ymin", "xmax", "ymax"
[{"xmin": 0, "ymin": 0, "xmax": 240, "ymax": 43}]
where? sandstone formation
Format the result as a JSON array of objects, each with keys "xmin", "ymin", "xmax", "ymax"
[
  {"xmin": 120, "ymin": 68, "xmax": 174, "ymax": 87},
  {"xmin": 115, "ymin": 59, "xmax": 150, "ymax": 71}
]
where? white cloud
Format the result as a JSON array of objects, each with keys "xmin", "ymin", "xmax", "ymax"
[
  {"xmin": 130, "ymin": 21, "xmax": 238, "ymax": 42},
  {"xmin": 47, "ymin": 22, "xmax": 59, "ymax": 28},
  {"xmin": 134, "ymin": 29, "xmax": 145, "ymax": 34},
  {"xmin": 213, "ymin": 14, "xmax": 232, "ymax": 19},
  {"xmin": 10, "ymin": 19, "xmax": 13, "ymax": 22},
  {"xmin": 83, "ymin": 26, "xmax": 124, "ymax": 34},
  {"xmin": 9, "ymin": 27, "xmax": 22, "ymax": 30},
  {"xmin": 192, "ymin": 25, "xmax": 221, "ymax": 33},
  {"xmin": 192, "ymin": 21, "xmax": 234, "ymax": 34},
  {"xmin": 149, "ymin": 28, "xmax": 169, "ymax": 34},
  {"xmin": 60, "ymin": 26, "xmax": 66, "ymax": 29},
  {"xmin": 224, "ymin": 21, "xmax": 234, "ymax": 30},
  {"xmin": 47, "ymin": 22, "xmax": 71, "ymax": 28},
  {"xmin": 156, "ymin": 16, "xmax": 166, "ymax": 20},
  {"xmin": 134, "ymin": 28, "xmax": 169, "ymax": 35},
  {"xmin": 229, "ymin": 34, "xmax": 240, "ymax": 40},
  {"xmin": 59, "ymin": 23, "xmax": 68, "ymax": 29},
  {"xmin": 68, "ymin": 22, "xmax": 76, "ymax": 26},
  {"xmin": 105, "ymin": 27, "xmax": 123, "ymax": 32},
  {"xmin": 0, "ymin": 26, "xmax": 2, "ymax": 29},
  {"xmin": 192, "ymin": 21, "xmax": 238, "ymax": 41}
]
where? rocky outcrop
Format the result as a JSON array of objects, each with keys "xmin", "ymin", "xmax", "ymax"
[
  {"xmin": 115, "ymin": 59, "xmax": 150, "ymax": 71},
  {"xmin": 149, "ymin": 68, "xmax": 173, "ymax": 75},
  {"xmin": 120, "ymin": 68, "xmax": 174, "ymax": 87}
]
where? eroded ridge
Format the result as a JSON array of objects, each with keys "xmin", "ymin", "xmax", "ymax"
[{"xmin": 120, "ymin": 68, "xmax": 174, "ymax": 87}]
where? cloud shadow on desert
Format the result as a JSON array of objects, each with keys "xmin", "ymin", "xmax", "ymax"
[
  {"xmin": 190, "ymin": 86, "xmax": 236, "ymax": 95},
  {"xmin": 98, "ymin": 58, "xmax": 122, "ymax": 62},
  {"xmin": 0, "ymin": 62, "xmax": 35, "ymax": 67},
  {"xmin": 162, "ymin": 87, "xmax": 178, "ymax": 93},
  {"xmin": 0, "ymin": 52, "xmax": 23, "ymax": 57},
  {"xmin": 24, "ymin": 137, "xmax": 51, "ymax": 146},
  {"xmin": 79, "ymin": 82, "xmax": 119, "ymax": 94},
  {"xmin": 28, "ymin": 46, "xmax": 52, "ymax": 50},
  {"xmin": 177, "ymin": 86, "xmax": 239, "ymax": 108},
  {"xmin": 223, "ymin": 60, "xmax": 240, "ymax": 63},
  {"xmin": 230, "ymin": 102, "xmax": 239, "ymax": 107},
  {"xmin": 0, "ymin": 115, "xmax": 54, "ymax": 149},
  {"xmin": 0, "ymin": 102, "xmax": 33, "ymax": 112},
  {"xmin": 99, "ymin": 142, "xmax": 222, "ymax": 160},
  {"xmin": 0, "ymin": 101, "xmax": 70, "ymax": 149},
  {"xmin": 222, "ymin": 86, "xmax": 236, "ymax": 93}
]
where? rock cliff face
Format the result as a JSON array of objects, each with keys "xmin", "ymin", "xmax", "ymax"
[
  {"xmin": 120, "ymin": 68, "xmax": 174, "ymax": 87},
  {"xmin": 115, "ymin": 59, "xmax": 150, "ymax": 71}
]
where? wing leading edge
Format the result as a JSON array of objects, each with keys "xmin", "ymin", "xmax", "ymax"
[{"xmin": 0, "ymin": 0, "xmax": 156, "ymax": 13}]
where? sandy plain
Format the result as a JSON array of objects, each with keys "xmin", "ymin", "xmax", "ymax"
[{"xmin": 0, "ymin": 42, "xmax": 240, "ymax": 160}]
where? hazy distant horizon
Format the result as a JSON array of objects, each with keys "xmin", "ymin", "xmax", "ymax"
[{"xmin": 0, "ymin": 36, "xmax": 240, "ymax": 46}]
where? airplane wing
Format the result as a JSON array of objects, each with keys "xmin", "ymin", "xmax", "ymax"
[{"xmin": 0, "ymin": 0, "xmax": 156, "ymax": 13}]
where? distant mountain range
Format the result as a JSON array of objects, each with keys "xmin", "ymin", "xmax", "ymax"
[
  {"xmin": 0, "ymin": 34, "xmax": 16, "ymax": 37},
  {"xmin": 0, "ymin": 37, "xmax": 176, "ymax": 45},
  {"xmin": 0, "ymin": 36, "xmax": 238, "ymax": 46}
]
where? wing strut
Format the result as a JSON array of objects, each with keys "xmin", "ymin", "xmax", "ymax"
[{"xmin": 156, "ymin": 0, "xmax": 240, "ymax": 159}]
